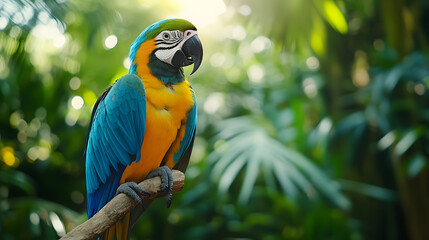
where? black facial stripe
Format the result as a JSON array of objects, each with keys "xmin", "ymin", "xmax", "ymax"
[
  {"xmin": 156, "ymin": 41, "xmax": 182, "ymax": 51},
  {"xmin": 156, "ymin": 38, "xmax": 181, "ymax": 47}
]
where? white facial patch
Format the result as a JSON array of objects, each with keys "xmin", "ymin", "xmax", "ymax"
[{"xmin": 154, "ymin": 30, "xmax": 198, "ymax": 66}]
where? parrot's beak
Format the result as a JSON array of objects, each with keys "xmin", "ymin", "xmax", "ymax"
[{"xmin": 171, "ymin": 35, "xmax": 203, "ymax": 75}]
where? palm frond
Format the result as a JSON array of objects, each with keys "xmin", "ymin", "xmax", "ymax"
[{"xmin": 208, "ymin": 115, "xmax": 350, "ymax": 209}]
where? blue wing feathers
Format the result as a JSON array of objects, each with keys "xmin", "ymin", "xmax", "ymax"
[
  {"xmin": 88, "ymin": 166, "xmax": 125, "ymax": 218},
  {"xmin": 89, "ymin": 139, "xmax": 104, "ymax": 184},
  {"xmin": 85, "ymin": 74, "xmax": 146, "ymax": 218},
  {"xmin": 106, "ymin": 122, "xmax": 128, "ymax": 159},
  {"xmin": 85, "ymin": 73, "xmax": 196, "ymax": 219}
]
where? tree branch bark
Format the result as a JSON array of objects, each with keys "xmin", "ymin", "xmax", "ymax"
[{"xmin": 60, "ymin": 170, "xmax": 185, "ymax": 240}]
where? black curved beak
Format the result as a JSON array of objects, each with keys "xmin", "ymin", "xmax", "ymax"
[{"xmin": 171, "ymin": 35, "xmax": 203, "ymax": 75}]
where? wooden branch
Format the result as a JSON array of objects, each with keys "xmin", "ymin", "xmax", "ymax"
[{"xmin": 60, "ymin": 170, "xmax": 185, "ymax": 240}]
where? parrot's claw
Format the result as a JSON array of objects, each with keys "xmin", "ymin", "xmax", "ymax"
[
  {"xmin": 145, "ymin": 166, "xmax": 173, "ymax": 208},
  {"xmin": 116, "ymin": 181, "xmax": 149, "ymax": 205}
]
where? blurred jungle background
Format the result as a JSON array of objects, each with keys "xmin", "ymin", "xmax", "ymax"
[{"xmin": 1, "ymin": 0, "xmax": 429, "ymax": 239}]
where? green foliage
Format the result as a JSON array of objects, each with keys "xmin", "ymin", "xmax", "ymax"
[{"xmin": 1, "ymin": 0, "xmax": 429, "ymax": 239}]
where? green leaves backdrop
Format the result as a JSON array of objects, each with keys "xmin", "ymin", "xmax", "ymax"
[{"xmin": 1, "ymin": 0, "xmax": 428, "ymax": 239}]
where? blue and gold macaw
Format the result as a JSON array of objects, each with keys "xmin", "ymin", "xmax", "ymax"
[{"xmin": 84, "ymin": 19, "xmax": 202, "ymax": 239}]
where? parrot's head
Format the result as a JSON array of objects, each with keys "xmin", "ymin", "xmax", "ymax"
[{"xmin": 129, "ymin": 19, "xmax": 203, "ymax": 82}]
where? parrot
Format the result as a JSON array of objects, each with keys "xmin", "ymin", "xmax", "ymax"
[{"xmin": 84, "ymin": 18, "xmax": 203, "ymax": 239}]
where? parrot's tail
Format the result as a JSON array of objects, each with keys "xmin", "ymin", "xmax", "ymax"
[{"xmin": 102, "ymin": 212, "xmax": 131, "ymax": 240}]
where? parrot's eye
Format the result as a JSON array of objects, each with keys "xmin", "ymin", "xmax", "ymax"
[{"xmin": 163, "ymin": 33, "xmax": 170, "ymax": 40}]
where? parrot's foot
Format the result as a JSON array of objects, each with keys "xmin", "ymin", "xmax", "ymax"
[
  {"xmin": 145, "ymin": 166, "xmax": 173, "ymax": 208},
  {"xmin": 116, "ymin": 182, "xmax": 149, "ymax": 205}
]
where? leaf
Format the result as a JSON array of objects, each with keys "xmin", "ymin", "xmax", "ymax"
[
  {"xmin": 278, "ymin": 144, "xmax": 350, "ymax": 209},
  {"xmin": 322, "ymin": 0, "xmax": 348, "ymax": 34},
  {"xmin": 308, "ymin": 117, "xmax": 333, "ymax": 148},
  {"xmin": 311, "ymin": 16, "xmax": 327, "ymax": 55},
  {"xmin": 271, "ymin": 156, "xmax": 298, "ymax": 199},
  {"xmin": 394, "ymin": 128, "xmax": 423, "ymax": 156},
  {"xmin": 339, "ymin": 180, "xmax": 399, "ymax": 201},
  {"xmin": 407, "ymin": 154, "xmax": 426, "ymax": 178},
  {"xmin": 211, "ymin": 144, "xmax": 245, "ymax": 180},
  {"xmin": 0, "ymin": 170, "xmax": 36, "ymax": 195},
  {"xmin": 377, "ymin": 130, "xmax": 397, "ymax": 150},
  {"xmin": 218, "ymin": 153, "xmax": 247, "ymax": 194},
  {"xmin": 261, "ymin": 159, "xmax": 276, "ymax": 191},
  {"xmin": 334, "ymin": 112, "xmax": 366, "ymax": 137},
  {"xmin": 270, "ymin": 149, "xmax": 314, "ymax": 198},
  {"xmin": 384, "ymin": 66, "xmax": 403, "ymax": 92},
  {"xmin": 238, "ymin": 150, "xmax": 261, "ymax": 204}
]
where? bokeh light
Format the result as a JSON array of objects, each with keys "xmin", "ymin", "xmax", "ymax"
[
  {"xmin": 71, "ymin": 96, "xmax": 84, "ymax": 110},
  {"xmin": 69, "ymin": 77, "xmax": 81, "ymax": 90},
  {"xmin": 237, "ymin": 5, "xmax": 252, "ymax": 16},
  {"xmin": 104, "ymin": 34, "xmax": 118, "ymax": 50}
]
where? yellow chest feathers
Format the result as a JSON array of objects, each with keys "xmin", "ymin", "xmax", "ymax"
[{"xmin": 142, "ymin": 76, "xmax": 194, "ymax": 128}]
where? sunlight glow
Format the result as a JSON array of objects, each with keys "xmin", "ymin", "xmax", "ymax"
[
  {"xmin": 71, "ymin": 96, "xmax": 84, "ymax": 110},
  {"xmin": 53, "ymin": 34, "xmax": 66, "ymax": 48},
  {"xmin": 311, "ymin": 20, "xmax": 326, "ymax": 55},
  {"xmin": 247, "ymin": 65, "xmax": 265, "ymax": 84},
  {"xmin": 49, "ymin": 212, "xmax": 66, "ymax": 237},
  {"xmin": 1, "ymin": 147, "xmax": 18, "ymax": 167},
  {"xmin": 69, "ymin": 77, "xmax": 81, "ymax": 90},
  {"xmin": 210, "ymin": 53, "xmax": 226, "ymax": 67},
  {"xmin": 123, "ymin": 57, "xmax": 131, "ymax": 69},
  {"xmin": 27, "ymin": 147, "xmax": 38, "ymax": 161},
  {"xmin": 175, "ymin": 0, "xmax": 226, "ymax": 27},
  {"xmin": 18, "ymin": 131, "xmax": 27, "ymax": 143},
  {"xmin": 238, "ymin": 5, "xmax": 252, "ymax": 16},
  {"xmin": 306, "ymin": 56, "xmax": 320, "ymax": 70},
  {"xmin": 414, "ymin": 83, "xmax": 425, "ymax": 96},
  {"xmin": 12, "ymin": 13, "xmax": 24, "ymax": 25},
  {"xmin": 352, "ymin": 68, "xmax": 370, "ymax": 88},
  {"xmin": 303, "ymin": 77, "xmax": 318, "ymax": 98},
  {"xmin": 204, "ymin": 92, "xmax": 225, "ymax": 114},
  {"xmin": 27, "ymin": 146, "xmax": 50, "ymax": 161},
  {"xmin": 250, "ymin": 36, "xmax": 271, "ymax": 53},
  {"xmin": 65, "ymin": 111, "xmax": 78, "ymax": 126},
  {"xmin": 323, "ymin": 0, "xmax": 348, "ymax": 34},
  {"xmin": 229, "ymin": 25, "xmax": 246, "ymax": 40},
  {"xmin": 21, "ymin": 6, "xmax": 34, "ymax": 25},
  {"xmin": 0, "ymin": 16, "xmax": 8, "ymax": 30},
  {"xmin": 9, "ymin": 112, "xmax": 21, "ymax": 128},
  {"xmin": 29, "ymin": 212, "xmax": 40, "ymax": 225},
  {"xmin": 104, "ymin": 35, "xmax": 118, "ymax": 50},
  {"xmin": 31, "ymin": 19, "xmax": 66, "ymax": 48}
]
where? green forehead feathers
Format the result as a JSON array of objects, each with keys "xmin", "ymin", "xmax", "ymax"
[{"xmin": 144, "ymin": 19, "xmax": 197, "ymax": 40}]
